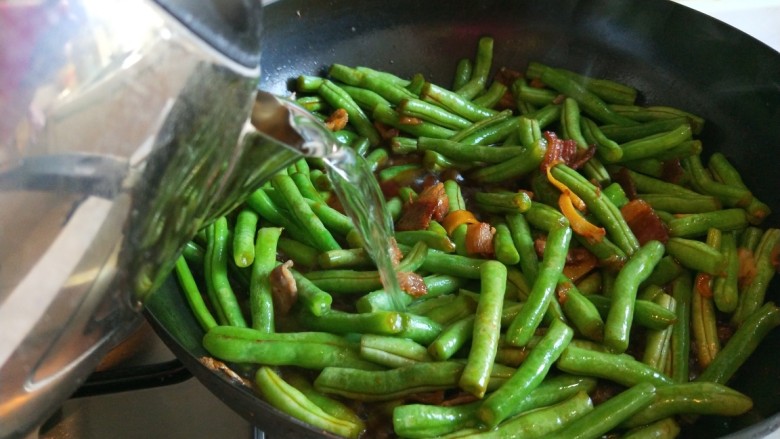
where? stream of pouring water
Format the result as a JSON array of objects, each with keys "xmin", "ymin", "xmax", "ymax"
[
  {"xmin": 322, "ymin": 146, "xmax": 406, "ymax": 311},
  {"xmin": 258, "ymin": 94, "xmax": 406, "ymax": 310}
]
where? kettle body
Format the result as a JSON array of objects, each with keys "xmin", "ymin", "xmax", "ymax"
[{"xmin": 0, "ymin": 1, "xmax": 304, "ymax": 437}]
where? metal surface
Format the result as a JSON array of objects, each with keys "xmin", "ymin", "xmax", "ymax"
[
  {"xmin": 146, "ymin": 0, "xmax": 780, "ymax": 437},
  {"xmin": 0, "ymin": 1, "xmax": 326, "ymax": 437}
]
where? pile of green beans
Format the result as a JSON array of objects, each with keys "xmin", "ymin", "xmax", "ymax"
[{"xmin": 174, "ymin": 37, "xmax": 780, "ymax": 438}]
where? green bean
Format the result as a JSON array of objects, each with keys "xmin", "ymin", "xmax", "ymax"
[
  {"xmin": 684, "ymin": 154, "xmax": 753, "ymax": 207},
  {"xmin": 174, "ymin": 256, "xmax": 217, "ymax": 331},
  {"xmin": 318, "ymin": 79, "xmax": 381, "ymax": 145},
  {"xmin": 290, "ymin": 171, "xmax": 322, "ymax": 202},
  {"xmin": 232, "ymin": 209, "xmax": 258, "ymax": 268},
  {"xmin": 665, "ymin": 237, "xmax": 726, "ymax": 275},
  {"xmin": 271, "ymin": 174, "xmax": 341, "ymax": 252},
  {"xmin": 604, "ymin": 240, "xmax": 666, "ymax": 353},
  {"xmin": 709, "ymin": 152, "xmax": 771, "ymax": 224},
  {"xmin": 614, "ymin": 123, "xmax": 692, "ymax": 162},
  {"xmin": 304, "ymin": 269, "xmax": 382, "ymax": 295},
  {"xmin": 557, "ymin": 344, "xmax": 673, "ymax": 387},
  {"xmin": 298, "ymin": 308, "xmax": 403, "ymax": 335},
  {"xmin": 449, "ymin": 109, "xmax": 513, "ymax": 142},
  {"xmin": 297, "ymin": 75, "xmax": 325, "ymax": 92},
  {"xmin": 491, "ymin": 222, "xmax": 520, "ymax": 266},
  {"xmin": 355, "ymin": 66, "xmax": 411, "ymax": 87},
  {"xmin": 622, "ymin": 158, "xmax": 666, "ymax": 179},
  {"xmin": 363, "ymin": 147, "xmax": 389, "ymax": 172},
  {"xmin": 580, "ymin": 117, "xmax": 622, "ymax": 162},
  {"xmin": 653, "ymin": 139, "xmax": 702, "ymax": 161},
  {"xmin": 287, "ymin": 269, "xmax": 333, "ymax": 317},
  {"xmin": 296, "ymin": 95, "xmax": 327, "ymax": 112},
  {"xmin": 393, "ymin": 401, "xmax": 481, "ymax": 439},
  {"xmin": 203, "ymin": 326, "xmax": 380, "ymax": 370},
  {"xmin": 641, "ymin": 255, "xmax": 684, "ymax": 288},
  {"xmin": 608, "ymin": 104, "xmax": 704, "ymax": 134},
  {"xmin": 526, "ymin": 103, "xmax": 563, "ymax": 129},
  {"xmin": 478, "ymin": 319, "xmax": 574, "ymax": 427},
  {"xmin": 740, "ymin": 226, "xmax": 764, "ymax": 251},
  {"xmin": 428, "ymin": 315, "xmax": 474, "ymax": 360},
  {"xmin": 457, "ymin": 115, "xmax": 521, "ymax": 146},
  {"xmin": 626, "ymin": 169, "xmax": 697, "ymax": 197},
  {"xmin": 473, "ymin": 191, "xmax": 532, "ymax": 214},
  {"xmin": 639, "ymin": 192, "xmax": 722, "ymax": 214},
  {"xmin": 642, "ymin": 293, "xmax": 676, "ymax": 372},
  {"xmin": 276, "ymin": 237, "xmax": 319, "ymax": 269},
  {"xmin": 398, "ymin": 98, "xmax": 472, "ymax": 130},
  {"xmin": 417, "ymin": 137, "xmax": 526, "ymax": 163},
  {"xmin": 285, "ymin": 372, "xmax": 366, "ymax": 433},
  {"xmin": 373, "ymin": 103, "xmax": 456, "ymax": 138},
  {"xmin": 389, "ymin": 136, "xmax": 418, "ymax": 155},
  {"xmin": 472, "ymin": 81, "xmax": 508, "ymax": 109},
  {"xmin": 207, "ymin": 217, "xmax": 247, "ymax": 327},
  {"xmin": 505, "ymin": 212, "xmax": 539, "ymax": 282},
  {"xmin": 329, "ymin": 64, "xmax": 415, "ymax": 104},
  {"xmin": 537, "ymin": 65, "xmax": 638, "ymax": 126},
  {"xmin": 422, "ymin": 150, "xmax": 473, "ymax": 173},
  {"xmin": 526, "ymin": 61, "xmax": 638, "ymax": 105},
  {"xmin": 667, "ymin": 208, "xmax": 748, "ymax": 238},
  {"xmin": 602, "ymin": 182, "xmax": 629, "ymax": 208},
  {"xmin": 551, "ymin": 164, "xmax": 640, "ymax": 255},
  {"xmin": 339, "ymin": 84, "xmax": 391, "ymax": 111},
  {"xmin": 468, "ymin": 391, "xmax": 594, "ymax": 439},
  {"xmin": 517, "ymin": 78, "xmax": 558, "ymax": 106},
  {"xmin": 455, "ymin": 36, "xmax": 493, "ymax": 99},
  {"xmin": 459, "ymin": 260, "xmax": 507, "ymax": 398},
  {"xmin": 420, "ymin": 82, "xmax": 497, "ymax": 122},
  {"xmin": 356, "ymin": 274, "xmax": 466, "ymax": 313},
  {"xmin": 332, "ymin": 129, "xmax": 359, "ymax": 147},
  {"xmin": 304, "ymin": 198, "xmax": 354, "ymax": 236},
  {"xmin": 599, "ymin": 116, "xmax": 689, "ymax": 143},
  {"xmin": 317, "ymin": 248, "xmax": 371, "ymax": 269},
  {"xmin": 506, "ymin": 225, "xmax": 572, "ymax": 347},
  {"xmin": 314, "ymin": 361, "xmax": 484, "ymax": 401},
  {"xmin": 713, "ymin": 231, "xmax": 740, "ymax": 313},
  {"xmin": 586, "ymin": 294, "xmax": 676, "ymax": 331},
  {"xmin": 395, "ymin": 230, "xmax": 456, "ymax": 253},
  {"xmin": 468, "ymin": 138, "xmax": 547, "ymax": 184},
  {"xmin": 560, "ymin": 97, "xmax": 589, "ymax": 149},
  {"xmin": 732, "ymin": 228, "xmax": 780, "ymax": 325},
  {"xmin": 698, "ymin": 302, "xmax": 780, "ymax": 384},
  {"xmin": 545, "ymin": 382, "xmax": 656, "ymax": 439},
  {"xmin": 516, "ymin": 115, "xmax": 542, "ymax": 148},
  {"xmin": 452, "ymin": 58, "xmax": 473, "ymax": 90},
  {"xmin": 255, "ymin": 367, "xmax": 363, "ymax": 438},
  {"xmin": 249, "ymin": 227, "xmax": 283, "ymax": 332},
  {"xmin": 396, "ymin": 312, "xmax": 444, "ymax": 345},
  {"xmin": 558, "ymin": 277, "xmax": 604, "ymax": 342},
  {"xmin": 623, "ymin": 382, "xmax": 753, "ymax": 429},
  {"xmin": 359, "ymin": 334, "xmax": 432, "ymax": 368},
  {"xmin": 622, "ymin": 418, "xmax": 681, "ymax": 439},
  {"xmin": 182, "ymin": 240, "xmax": 205, "ymax": 266},
  {"xmin": 423, "ymin": 293, "xmax": 477, "ymax": 325},
  {"xmin": 670, "ymin": 273, "xmax": 692, "ymax": 383}
]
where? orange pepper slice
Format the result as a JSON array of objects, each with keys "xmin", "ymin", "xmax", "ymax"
[
  {"xmin": 441, "ymin": 210, "xmax": 479, "ymax": 235},
  {"xmin": 558, "ymin": 193, "xmax": 606, "ymax": 244},
  {"xmin": 546, "ymin": 165, "xmax": 586, "ymax": 211}
]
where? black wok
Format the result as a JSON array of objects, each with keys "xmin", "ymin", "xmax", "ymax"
[{"xmin": 144, "ymin": 0, "xmax": 780, "ymax": 437}]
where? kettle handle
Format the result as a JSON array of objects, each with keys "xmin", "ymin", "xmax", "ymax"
[{"xmin": 154, "ymin": 0, "xmax": 263, "ymax": 69}]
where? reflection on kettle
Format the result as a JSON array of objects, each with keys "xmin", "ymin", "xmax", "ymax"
[{"xmin": 0, "ymin": 1, "xmax": 321, "ymax": 437}]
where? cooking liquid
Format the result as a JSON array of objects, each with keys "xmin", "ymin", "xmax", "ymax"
[{"xmin": 322, "ymin": 146, "xmax": 406, "ymax": 311}]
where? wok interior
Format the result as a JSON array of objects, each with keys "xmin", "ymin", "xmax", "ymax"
[{"xmin": 145, "ymin": 0, "xmax": 780, "ymax": 437}]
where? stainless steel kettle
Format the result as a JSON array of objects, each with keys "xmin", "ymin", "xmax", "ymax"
[{"xmin": 0, "ymin": 1, "xmax": 321, "ymax": 437}]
